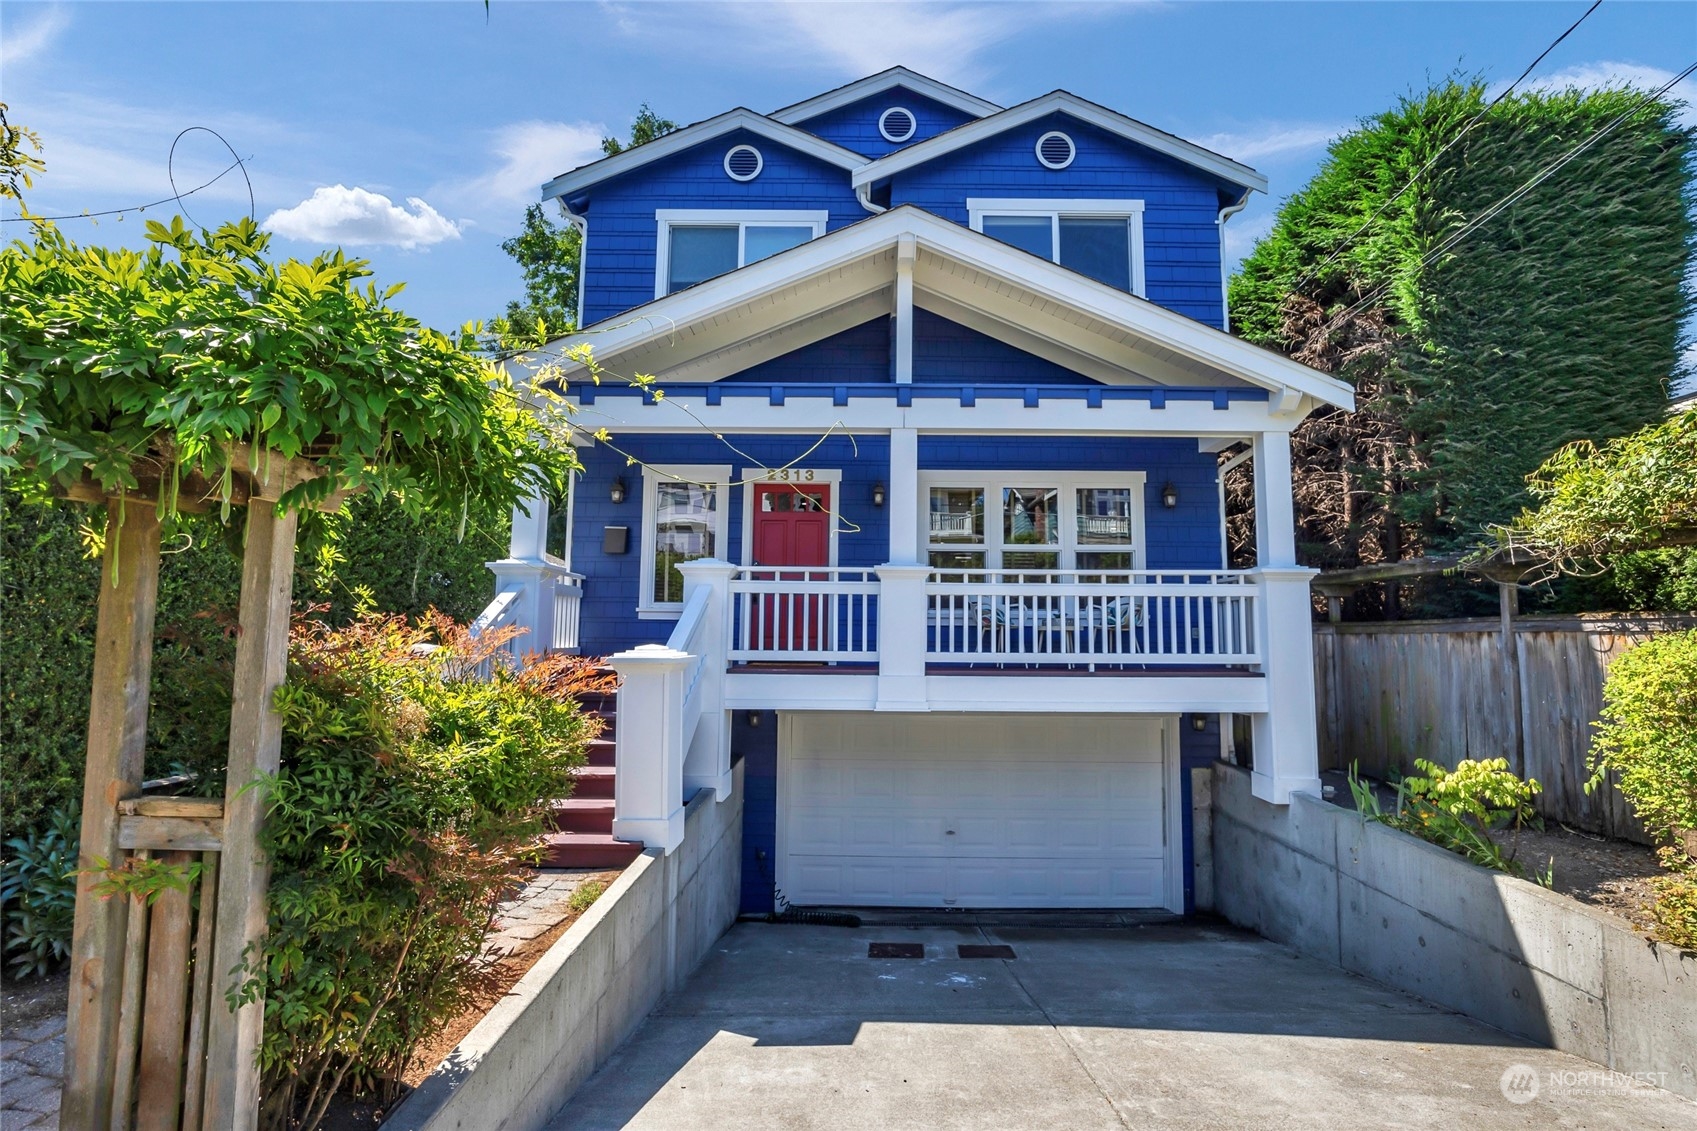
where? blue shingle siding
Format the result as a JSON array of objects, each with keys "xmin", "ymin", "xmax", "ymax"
[
  {"xmin": 735, "ymin": 711, "xmax": 779, "ymax": 915},
  {"xmin": 918, "ymin": 435, "xmax": 1223, "ymax": 570},
  {"xmin": 1178, "ymin": 711, "xmax": 1222, "ymax": 914},
  {"xmin": 790, "ymin": 89, "xmax": 979, "ymax": 159},
  {"xmin": 721, "ymin": 317, "xmax": 891, "ymax": 383},
  {"xmin": 913, "ymin": 308, "xmax": 1100, "ymax": 384},
  {"xmin": 888, "ymin": 112, "xmax": 1231, "ymax": 328},
  {"xmin": 571, "ymin": 433, "xmax": 891, "ymax": 658},
  {"xmin": 579, "ymin": 128, "xmax": 866, "ymax": 326}
]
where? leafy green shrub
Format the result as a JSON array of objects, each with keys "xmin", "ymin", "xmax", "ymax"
[
  {"xmin": 568, "ymin": 879, "xmax": 606, "ymax": 914},
  {"xmin": 1591, "ymin": 628, "xmax": 1697, "ymax": 947},
  {"xmin": 245, "ymin": 611, "xmax": 592, "ymax": 1131},
  {"xmin": 0, "ymin": 802, "xmax": 79, "ymax": 978},
  {"xmin": 1349, "ymin": 758, "xmax": 1550, "ymax": 883}
]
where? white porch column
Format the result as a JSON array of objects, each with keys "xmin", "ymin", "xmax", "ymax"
[
  {"xmin": 676, "ymin": 559, "xmax": 737, "ymax": 802},
  {"xmin": 507, "ymin": 483, "xmax": 551, "ymax": 561},
  {"xmin": 607, "ymin": 644, "xmax": 690, "ymax": 853},
  {"xmin": 1248, "ymin": 428, "xmax": 1320, "ymax": 804},
  {"xmin": 894, "ymin": 234, "xmax": 915, "ymax": 384},
  {"xmin": 874, "ymin": 564, "xmax": 930, "ymax": 711},
  {"xmin": 887, "ymin": 427, "xmax": 919, "ymax": 563}
]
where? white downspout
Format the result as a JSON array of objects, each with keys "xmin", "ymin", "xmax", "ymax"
[
  {"xmin": 1216, "ymin": 191, "xmax": 1252, "ymax": 332},
  {"xmin": 560, "ymin": 203, "xmax": 589, "ymax": 329},
  {"xmin": 856, "ymin": 183, "xmax": 887, "ymax": 214}
]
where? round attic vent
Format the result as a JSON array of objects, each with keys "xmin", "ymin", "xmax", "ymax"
[
  {"xmin": 724, "ymin": 144, "xmax": 763, "ymax": 182},
  {"xmin": 879, "ymin": 106, "xmax": 917, "ymax": 144},
  {"xmin": 1035, "ymin": 131, "xmax": 1076, "ymax": 170}
]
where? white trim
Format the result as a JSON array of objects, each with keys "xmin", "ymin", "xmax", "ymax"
[
  {"xmin": 542, "ymin": 206, "xmax": 1353, "ymax": 411},
  {"xmin": 723, "ymin": 144, "xmax": 763, "ymax": 182},
  {"xmin": 653, "ymin": 209, "xmax": 830, "ymax": 300},
  {"xmin": 853, "ymin": 91, "xmax": 1268, "ymax": 194},
  {"xmin": 1162, "ymin": 716, "xmax": 1184, "ymax": 913},
  {"xmin": 637, "ymin": 463, "xmax": 732, "ymax": 616},
  {"xmin": 967, "ymin": 197, "xmax": 1147, "ymax": 298},
  {"xmin": 738, "ymin": 467, "xmax": 844, "ymax": 569},
  {"xmin": 878, "ymin": 106, "xmax": 918, "ymax": 144},
  {"xmin": 918, "ymin": 470, "xmax": 1148, "ymax": 572},
  {"xmin": 542, "ymin": 108, "xmax": 863, "ymax": 202},
  {"xmin": 770, "ymin": 66, "xmax": 1001, "ymax": 124},
  {"xmin": 1035, "ymin": 130, "xmax": 1076, "ymax": 170}
]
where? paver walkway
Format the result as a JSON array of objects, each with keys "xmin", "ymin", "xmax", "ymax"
[
  {"xmin": 0, "ymin": 868, "xmax": 601, "ymax": 1130},
  {"xmin": 550, "ymin": 920, "xmax": 1696, "ymax": 1130}
]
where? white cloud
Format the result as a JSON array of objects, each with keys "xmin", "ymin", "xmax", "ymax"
[
  {"xmin": 443, "ymin": 120, "xmax": 607, "ymax": 213},
  {"xmin": 263, "ymin": 185, "xmax": 460, "ymax": 249},
  {"xmin": 1, "ymin": 5, "xmax": 69, "ymax": 67},
  {"xmin": 1500, "ymin": 61, "xmax": 1697, "ymax": 129},
  {"xmin": 1197, "ymin": 123, "xmax": 1344, "ymax": 165}
]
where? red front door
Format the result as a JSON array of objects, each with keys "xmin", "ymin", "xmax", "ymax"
[{"xmin": 752, "ymin": 483, "xmax": 831, "ymax": 651}]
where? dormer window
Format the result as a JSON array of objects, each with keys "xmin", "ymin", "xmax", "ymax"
[
  {"xmin": 655, "ymin": 210, "xmax": 829, "ymax": 297},
  {"xmin": 967, "ymin": 198, "xmax": 1146, "ymax": 297}
]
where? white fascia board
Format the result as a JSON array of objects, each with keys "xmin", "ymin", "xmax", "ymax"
[
  {"xmin": 722, "ymin": 671, "xmax": 1269, "ymax": 713},
  {"xmin": 770, "ymin": 66, "xmax": 1002, "ymax": 125},
  {"xmin": 541, "ymin": 109, "xmax": 865, "ymax": 202},
  {"xmin": 852, "ymin": 92, "xmax": 1269, "ymax": 195},
  {"xmin": 543, "ymin": 206, "xmax": 1352, "ymax": 410},
  {"xmin": 566, "ymin": 391, "xmax": 1311, "ymax": 438}
]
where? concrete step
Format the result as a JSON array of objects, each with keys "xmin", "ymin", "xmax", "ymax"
[
  {"xmin": 541, "ymin": 832, "xmax": 642, "ymax": 869},
  {"xmin": 550, "ymin": 797, "xmax": 614, "ymax": 834},
  {"xmin": 573, "ymin": 764, "xmax": 616, "ymax": 800}
]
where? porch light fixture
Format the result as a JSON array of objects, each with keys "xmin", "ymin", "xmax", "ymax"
[
  {"xmin": 1160, "ymin": 482, "xmax": 1178, "ymax": 509},
  {"xmin": 746, "ymin": 711, "xmax": 762, "ymax": 728},
  {"xmin": 872, "ymin": 481, "xmax": 886, "ymax": 508},
  {"xmin": 610, "ymin": 477, "xmax": 627, "ymax": 504},
  {"xmin": 1190, "ymin": 713, "xmax": 1209, "ymax": 733}
]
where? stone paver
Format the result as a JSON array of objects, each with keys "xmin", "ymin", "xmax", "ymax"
[{"xmin": 485, "ymin": 868, "xmax": 607, "ymax": 958}]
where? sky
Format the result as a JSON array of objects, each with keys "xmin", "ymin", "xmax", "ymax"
[{"xmin": 3, "ymin": 0, "xmax": 1695, "ymax": 340}]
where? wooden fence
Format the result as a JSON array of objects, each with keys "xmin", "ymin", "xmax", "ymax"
[{"xmin": 1312, "ymin": 613, "xmax": 1697, "ymax": 845}]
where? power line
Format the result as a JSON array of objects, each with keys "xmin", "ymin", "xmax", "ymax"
[
  {"xmin": 1289, "ymin": 0, "xmax": 1605, "ymax": 294},
  {"xmin": 1315, "ymin": 59, "xmax": 1697, "ymax": 341},
  {"xmin": 3, "ymin": 126, "xmax": 254, "ymax": 225}
]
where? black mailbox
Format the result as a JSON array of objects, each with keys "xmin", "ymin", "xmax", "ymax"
[{"xmin": 602, "ymin": 526, "xmax": 629, "ymax": 554}]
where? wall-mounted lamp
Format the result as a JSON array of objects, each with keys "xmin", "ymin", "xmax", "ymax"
[
  {"xmin": 746, "ymin": 711, "xmax": 762, "ymax": 728},
  {"xmin": 1190, "ymin": 713, "xmax": 1210, "ymax": 733},
  {"xmin": 609, "ymin": 477, "xmax": 627, "ymax": 505},
  {"xmin": 872, "ymin": 481, "xmax": 886, "ymax": 508},
  {"xmin": 1161, "ymin": 482, "xmax": 1179, "ymax": 509}
]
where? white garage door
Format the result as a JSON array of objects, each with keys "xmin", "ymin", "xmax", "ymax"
[{"xmin": 781, "ymin": 713, "xmax": 1172, "ymax": 909}]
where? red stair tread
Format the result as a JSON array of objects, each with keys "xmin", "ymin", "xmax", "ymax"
[{"xmin": 540, "ymin": 831, "xmax": 643, "ymax": 869}]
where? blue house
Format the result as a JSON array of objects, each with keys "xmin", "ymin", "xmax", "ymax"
[{"xmin": 481, "ymin": 68, "xmax": 1354, "ymax": 915}]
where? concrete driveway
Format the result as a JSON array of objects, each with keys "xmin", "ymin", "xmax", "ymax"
[{"xmin": 548, "ymin": 920, "xmax": 1694, "ymax": 1130}]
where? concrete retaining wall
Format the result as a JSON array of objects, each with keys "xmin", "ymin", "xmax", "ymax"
[
  {"xmin": 1210, "ymin": 763, "xmax": 1697, "ymax": 1100},
  {"xmin": 388, "ymin": 764, "xmax": 744, "ymax": 1131}
]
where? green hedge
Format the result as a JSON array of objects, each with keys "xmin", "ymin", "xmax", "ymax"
[{"xmin": 0, "ymin": 490, "xmax": 507, "ymax": 835}]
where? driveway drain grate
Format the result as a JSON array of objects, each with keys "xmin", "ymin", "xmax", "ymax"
[
  {"xmin": 868, "ymin": 942, "xmax": 925, "ymax": 959},
  {"xmin": 957, "ymin": 944, "xmax": 1016, "ymax": 960}
]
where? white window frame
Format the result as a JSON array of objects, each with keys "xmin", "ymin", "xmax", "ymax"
[
  {"xmin": 966, "ymin": 198, "xmax": 1146, "ymax": 298},
  {"xmin": 738, "ymin": 467, "xmax": 844, "ymax": 569},
  {"xmin": 917, "ymin": 470, "xmax": 1148, "ymax": 572},
  {"xmin": 638, "ymin": 463, "xmax": 732, "ymax": 618},
  {"xmin": 654, "ymin": 209, "xmax": 829, "ymax": 299}
]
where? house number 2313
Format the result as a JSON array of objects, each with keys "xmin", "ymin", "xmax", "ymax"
[{"xmin": 760, "ymin": 468, "xmax": 816, "ymax": 482}]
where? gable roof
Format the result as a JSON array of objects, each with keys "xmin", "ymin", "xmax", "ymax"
[
  {"xmin": 540, "ymin": 206, "xmax": 1351, "ymax": 410},
  {"xmin": 541, "ymin": 109, "xmax": 865, "ymax": 204},
  {"xmin": 852, "ymin": 90, "xmax": 1268, "ymax": 195},
  {"xmin": 770, "ymin": 66, "xmax": 1003, "ymax": 125}
]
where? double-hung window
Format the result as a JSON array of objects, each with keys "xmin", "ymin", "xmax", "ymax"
[
  {"xmin": 966, "ymin": 199, "xmax": 1146, "ymax": 296},
  {"xmin": 655, "ymin": 210, "xmax": 829, "ymax": 298},
  {"xmin": 922, "ymin": 472, "xmax": 1145, "ymax": 576},
  {"xmin": 639, "ymin": 464, "xmax": 731, "ymax": 616}
]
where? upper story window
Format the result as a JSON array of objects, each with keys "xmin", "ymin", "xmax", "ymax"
[
  {"xmin": 655, "ymin": 210, "xmax": 830, "ymax": 298},
  {"xmin": 922, "ymin": 472, "xmax": 1145, "ymax": 576},
  {"xmin": 967, "ymin": 198, "xmax": 1146, "ymax": 297}
]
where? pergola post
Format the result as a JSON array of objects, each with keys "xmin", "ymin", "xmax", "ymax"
[
  {"xmin": 203, "ymin": 492, "xmax": 300, "ymax": 1131},
  {"xmin": 62, "ymin": 500, "xmax": 163, "ymax": 1130}
]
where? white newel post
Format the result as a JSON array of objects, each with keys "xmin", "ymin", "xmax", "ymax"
[
  {"xmin": 485, "ymin": 487, "xmax": 554, "ymax": 653},
  {"xmin": 676, "ymin": 559, "xmax": 736, "ymax": 801},
  {"xmin": 607, "ymin": 645, "xmax": 690, "ymax": 853},
  {"xmin": 1249, "ymin": 429, "xmax": 1321, "ymax": 804}
]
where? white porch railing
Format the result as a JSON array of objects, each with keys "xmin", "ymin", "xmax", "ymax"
[
  {"xmin": 727, "ymin": 567, "xmax": 880, "ymax": 663},
  {"xmin": 552, "ymin": 573, "xmax": 583, "ymax": 653},
  {"xmin": 473, "ymin": 561, "xmax": 584, "ymax": 666},
  {"xmin": 925, "ymin": 569, "xmax": 1260, "ymax": 665}
]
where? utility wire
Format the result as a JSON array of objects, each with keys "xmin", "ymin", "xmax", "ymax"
[
  {"xmin": 1315, "ymin": 59, "xmax": 1697, "ymax": 340},
  {"xmin": 3, "ymin": 127, "xmax": 254, "ymax": 224},
  {"xmin": 1289, "ymin": 0, "xmax": 1605, "ymax": 294}
]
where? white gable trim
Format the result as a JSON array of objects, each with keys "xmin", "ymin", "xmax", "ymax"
[
  {"xmin": 541, "ymin": 109, "xmax": 864, "ymax": 203},
  {"xmin": 771, "ymin": 66, "xmax": 1002, "ymax": 125},
  {"xmin": 543, "ymin": 207, "xmax": 1350, "ymax": 410},
  {"xmin": 852, "ymin": 92, "xmax": 1269, "ymax": 194}
]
